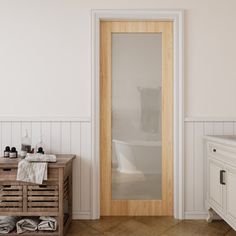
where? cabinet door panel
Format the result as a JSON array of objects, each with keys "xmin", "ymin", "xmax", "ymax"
[
  {"xmin": 226, "ymin": 165, "xmax": 236, "ymax": 221},
  {"xmin": 209, "ymin": 159, "xmax": 224, "ymax": 212}
]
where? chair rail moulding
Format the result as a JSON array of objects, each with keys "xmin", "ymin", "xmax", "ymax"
[
  {"xmin": 91, "ymin": 9, "xmax": 184, "ymax": 219},
  {"xmin": 0, "ymin": 116, "xmax": 91, "ymax": 122},
  {"xmin": 185, "ymin": 117, "xmax": 236, "ymax": 122}
]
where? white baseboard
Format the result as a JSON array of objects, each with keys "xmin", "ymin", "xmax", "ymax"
[
  {"xmin": 184, "ymin": 211, "xmax": 208, "ymax": 220},
  {"xmin": 73, "ymin": 211, "xmax": 208, "ymax": 220},
  {"xmin": 72, "ymin": 211, "xmax": 91, "ymax": 220}
]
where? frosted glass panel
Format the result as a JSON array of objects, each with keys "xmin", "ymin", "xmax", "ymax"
[{"xmin": 112, "ymin": 33, "xmax": 162, "ymax": 200}]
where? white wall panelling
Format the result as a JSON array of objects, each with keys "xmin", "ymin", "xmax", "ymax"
[
  {"xmin": 184, "ymin": 118, "xmax": 236, "ymax": 219},
  {"xmin": 0, "ymin": 118, "xmax": 91, "ymax": 220},
  {"xmin": 2, "ymin": 117, "xmax": 235, "ymax": 220}
]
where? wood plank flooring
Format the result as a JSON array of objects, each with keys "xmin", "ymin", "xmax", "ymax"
[{"xmin": 66, "ymin": 217, "xmax": 236, "ymax": 236}]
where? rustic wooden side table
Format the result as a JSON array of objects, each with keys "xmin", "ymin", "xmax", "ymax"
[{"xmin": 0, "ymin": 154, "xmax": 75, "ymax": 236}]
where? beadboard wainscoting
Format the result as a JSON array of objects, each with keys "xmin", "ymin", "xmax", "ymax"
[
  {"xmin": 1, "ymin": 117, "xmax": 236, "ymax": 220},
  {"xmin": 184, "ymin": 118, "xmax": 236, "ymax": 219},
  {"xmin": 0, "ymin": 118, "xmax": 91, "ymax": 220}
]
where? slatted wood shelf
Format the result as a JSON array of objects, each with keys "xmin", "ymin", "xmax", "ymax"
[
  {"xmin": 0, "ymin": 185, "xmax": 23, "ymax": 212},
  {"xmin": 0, "ymin": 212, "xmax": 59, "ymax": 217},
  {"xmin": 0, "ymin": 155, "xmax": 75, "ymax": 236}
]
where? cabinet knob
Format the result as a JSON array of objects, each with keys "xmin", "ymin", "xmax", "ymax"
[{"xmin": 213, "ymin": 149, "xmax": 216, "ymax": 152}]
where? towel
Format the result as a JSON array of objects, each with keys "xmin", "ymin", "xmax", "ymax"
[
  {"xmin": 38, "ymin": 217, "xmax": 57, "ymax": 231},
  {"xmin": 16, "ymin": 217, "xmax": 39, "ymax": 234},
  {"xmin": 17, "ymin": 159, "xmax": 47, "ymax": 184},
  {"xmin": 138, "ymin": 87, "xmax": 161, "ymax": 133},
  {"xmin": 25, "ymin": 153, "xmax": 56, "ymax": 163},
  {"xmin": 0, "ymin": 216, "xmax": 18, "ymax": 234}
]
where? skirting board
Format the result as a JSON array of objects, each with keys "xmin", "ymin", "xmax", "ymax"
[
  {"xmin": 184, "ymin": 211, "xmax": 208, "ymax": 220},
  {"xmin": 74, "ymin": 211, "xmax": 209, "ymax": 220},
  {"xmin": 73, "ymin": 211, "xmax": 91, "ymax": 220}
]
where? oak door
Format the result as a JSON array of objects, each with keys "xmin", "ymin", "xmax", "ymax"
[{"xmin": 100, "ymin": 21, "xmax": 173, "ymax": 216}]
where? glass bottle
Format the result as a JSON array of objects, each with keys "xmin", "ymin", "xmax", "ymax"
[{"xmin": 20, "ymin": 129, "xmax": 31, "ymax": 157}]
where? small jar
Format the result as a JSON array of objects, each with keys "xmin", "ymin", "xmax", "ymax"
[
  {"xmin": 37, "ymin": 147, "xmax": 44, "ymax": 154},
  {"xmin": 9, "ymin": 147, "xmax": 18, "ymax": 158},
  {"xmin": 4, "ymin": 146, "xmax": 10, "ymax": 158}
]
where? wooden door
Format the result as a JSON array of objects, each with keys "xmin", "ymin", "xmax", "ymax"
[{"xmin": 100, "ymin": 21, "xmax": 173, "ymax": 216}]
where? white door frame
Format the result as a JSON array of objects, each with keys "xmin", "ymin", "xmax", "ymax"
[{"xmin": 91, "ymin": 9, "xmax": 184, "ymax": 219}]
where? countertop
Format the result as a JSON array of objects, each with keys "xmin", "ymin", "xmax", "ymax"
[
  {"xmin": 204, "ymin": 135, "xmax": 236, "ymax": 147},
  {"xmin": 0, "ymin": 154, "xmax": 76, "ymax": 168}
]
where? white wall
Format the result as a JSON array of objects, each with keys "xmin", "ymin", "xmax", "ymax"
[
  {"xmin": 1, "ymin": 0, "xmax": 236, "ymax": 117},
  {"xmin": 1, "ymin": 0, "xmax": 236, "ymax": 219}
]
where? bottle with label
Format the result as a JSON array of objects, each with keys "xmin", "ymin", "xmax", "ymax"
[
  {"xmin": 20, "ymin": 129, "xmax": 31, "ymax": 157},
  {"xmin": 9, "ymin": 147, "xmax": 18, "ymax": 158},
  {"xmin": 4, "ymin": 146, "xmax": 10, "ymax": 158}
]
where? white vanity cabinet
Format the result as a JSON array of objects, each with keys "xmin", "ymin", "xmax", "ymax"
[
  {"xmin": 205, "ymin": 136, "xmax": 236, "ymax": 230},
  {"xmin": 208, "ymin": 158, "xmax": 224, "ymax": 213},
  {"xmin": 225, "ymin": 164, "xmax": 236, "ymax": 222}
]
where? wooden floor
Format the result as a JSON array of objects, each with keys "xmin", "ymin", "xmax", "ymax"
[{"xmin": 66, "ymin": 217, "xmax": 236, "ymax": 236}]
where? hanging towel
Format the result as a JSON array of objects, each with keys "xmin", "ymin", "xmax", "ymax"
[
  {"xmin": 16, "ymin": 217, "xmax": 39, "ymax": 234},
  {"xmin": 17, "ymin": 159, "xmax": 47, "ymax": 184},
  {"xmin": 138, "ymin": 87, "xmax": 160, "ymax": 133},
  {"xmin": 0, "ymin": 216, "xmax": 18, "ymax": 234},
  {"xmin": 25, "ymin": 153, "xmax": 56, "ymax": 163},
  {"xmin": 38, "ymin": 217, "xmax": 57, "ymax": 231}
]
